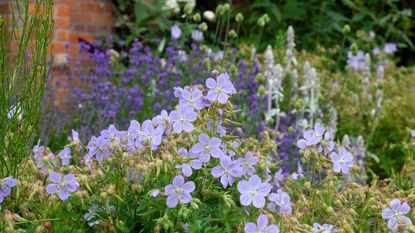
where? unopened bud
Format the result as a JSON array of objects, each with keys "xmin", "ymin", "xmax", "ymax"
[
  {"xmin": 229, "ymin": 29, "xmax": 237, "ymax": 39},
  {"xmin": 235, "ymin": 13, "xmax": 244, "ymax": 23},
  {"xmin": 342, "ymin": 24, "xmax": 351, "ymax": 34},
  {"xmin": 193, "ymin": 13, "xmax": 201, "ymax": 22}
]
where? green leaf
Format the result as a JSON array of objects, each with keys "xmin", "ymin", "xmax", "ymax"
[{"xmin": 135, "ymin": 0, "xmax": 149, "ymax": 25}]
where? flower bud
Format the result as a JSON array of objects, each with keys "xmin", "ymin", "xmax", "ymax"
[
  {"xmin": 229, "ymin": 29, "xmax": 237, "ymax": 39},
  {"xmin": 342, "ymin": 24, "xmax": 351, "ymax": 34},
  {"xmin": 193, "ymin": 13, "xmax": 201, "ymax": 22},
  {"xmin": 200, "ymin": 22, "xmax": 208, "ymax": 32},
  {"xmin": 255, "ymin": 73, "xmax": 265, "ymax": 84},
  {"xmin": 183, "ymin": 3, "xmax": 194, "ymax": 15},
  {"xmin": 350, "ymin": 43, "xmax": 358, "ymax": 56},
  {"xmin": 203, "ymin": 10, "xmax": 216, "ymax": 22},
  {"xmin": 36, "ymin": 225, "xmax": 45, "ymax": 233},
  {"xmin": 257, "ymin": 85, "xmax": 266, "ymax": 97},
  {"xmin": 216, "ymin": 5, "xmax": 225, "ymax": 16},
  {"xmin": 223, "ymin": 3, "xmax": 230, "ymax": 12},
  {"xmin": 257, "ymin": 18, "xmax": 265, "ymax": 27},
  {"xmin": 100, "ymin": 192, "xmax": 108, "ymax": 201},
  {"xmin": 235, "ymin": 13, "xmax": 244, "ymax": 23}
]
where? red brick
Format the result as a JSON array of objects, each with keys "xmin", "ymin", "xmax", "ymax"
[
  {"xmin": 57, "ymin": 5, "xmax": 69, "ymax": 17},
  {"xmin": 54, "ymin": 18, "xmax": 70, "ymax": 28},
  {"xmin": 70, "ymin": 13, "xmax": 92, "ymax": 22},
  {"xmin": 54, "ymin": 30, "xmax": 70, "ymax": 40},
  {"xmin": 92, "ymin": 15, "xmax": 113, "ymax": 24},
  {"xmin": 74, "ymin": 24, "xmax": 85, "ymax": 33},
  {"xmin": 0, "ymin": 4, "xmax": 9, "ymax": 14}
]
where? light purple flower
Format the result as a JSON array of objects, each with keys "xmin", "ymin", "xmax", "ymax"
[
  {"xmin": 244, "ymin": 214, "xmax": 279, "ymax": 233},
  {"xmin": 59, "ymin": 147, "xmax": 72, "ymax": 166},
  {"xmin": 268, "ymin": 190, "xmax": 292, "ymax": 216},
  {"xmin": 169, "ymin": 105, "xmax": 197, "ymax": 134},
  {"xmin": 330, "ymin": 147, "xmax": 353, "ymax": 174},
  {"xmin": 311, "ymin": 223, "xmax": 338, "ymax": 233},
  {"xmin": 171, "ymin": 24, "xmax": 182, "ymax": 40},
  {"xmin": 46, "ymin": 172, "xmax": 79, "ymax": 200},
  {"xmin": 240, "ymin": 152, "xmax": 259, "ymax": 176},
  {"xmin": 153, "ymin": 110, "xmax": 171, "ymax": 131},
  {"xmin": 71, "ymin": 129, "xmax": 80, "ymax": 144},
  {"xmin": 382, "ymin": 199, "xmax": 412, "ymax": 231},
  {"xmin": 33, "ymin": 144, "xmax": 57, "ymax": 174},
  {"xmin": 84, "ymin": 205, "xmax": 100, "ymax": 227},
  {"xmin": 373, "ymin": 47, "xmax": 381, "ymax": 56},
  {"xmin": 237, "ymin": 175, "xmax": 272, "ymax": 208},
  {"xmin": 127, "ymin": 120, "xmax": 142, "ymax": 151},
  {"xmin": 297, "ymin": 123, "xmax": 325, "ymax": 149},
  {"xmin": 101, "ymin": 124, "xmax": 125, "ymax": 144},
  {"xmin": 318, "ymin": 131, "xmax": 335, "ymax": 155},
  {"xmin": 164, "ymin": 175, "xmax": 195, "ymax": 208},
  {"xmin": 139, "ymin": 120, "xmax": 164, "ymax": 150},
  {"xmin": 86, "ymin": 136, "xmax": 111, "ymax": 164},
  {"xmin": 176, "ymin": 147, "xmax": 203, "ymax": 177},
  {"xmin": 347, "ymin": 50, "xmax": 366, "ymax": 71},
  {"xmin": 190, "ymin": 133, "xmax": 222, "ymax": 162},
  {"xmin": 384, "ymin": 43, "xmax": 397, "ymax": 54},
  {"xmin": 0, "ymin": 177, "xmax": 18, "ymax": 203},
  {"xmin": 206, "ymin": 73, "xmax": 236, "ymax": 104},
  {"xmin": 211, "ymin": 157, "xmax": 243, "ymax": 188},
  {"xmin": 179, "ymin": 87, "xmax": 205, "ymax": 110},
  {"xmin": 191, "ymin": 29, "xmax": 204, "ymax": 42}
]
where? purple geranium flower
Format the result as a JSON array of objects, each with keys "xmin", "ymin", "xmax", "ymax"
[
  {"xmin": 139, "ymin": 120, "xmax": 164, "ymax": 150},
  {"xmin": 70, "ymin": 129, "xmax": 80, "ymax": 144},
  {"xmin": 59, "ymin": 147, "xmax": 72, "ymax": 166},
  {"xmin": 180, "ymin": 87, "xmax": 205, "ymax": 110},
  {"xmin": 176, "ymin": 147, "xmax": 203, "ymax": 177},
  {"xmin": 33, "ymin": 144, "xmax": 57, "ymax": 174},
  {"xmin": 171, "ymin": 24, "xmax": 182, "ymax": 40},
  {"xmin": 169, "ymin": 105, "xmax": 197, "ymax": 134},
  {"xmin": 164, "ymin": 175, "xmax": 195, "ymax": 208},
  {"xmin": 191, "ymin": 29, "xmax": 203, "ymax": 42},
  {"xmin": 311, "ymin": 223, "xmax": 338, "ymax": 233},
  {"xmin": 46, "ymin": 172, "xmax": 80, "ymax": 200},
  {"xmin": 268, "ymin": 190, "xmax": 292, "ymax": 216},
  {"xmin": 347, "ymin": 50, "xmax": 366, "ymax": 71},
  {"xmin": 101, "ymin": 124, "xmax": 125, "ymax": 145},
  {"xmin": 384, "ymin": 43, "xmax": 397, "ymax": 54},
  {"xmin": 330, "ymin": 147, "xmax": 353, "ymax": 174},
  {"xmin": 86, "ymin": 136, "xmax": 111, "ymax": 164},
  {"xmin": 190, "ymin": 133, "xmax": 222, "ymax": 162},
  {"xmin": 206, "ymin": 73, "xmax": 236, "ymax": 104},
  {"xmin": 211, "ymin": 157, "xmax": 243, "ymax": 188},
  {"xmin": 382, "ymin": 199, "xmax": 412, "ymax": 231},
  {"xmin": 240, "ymin": 152, "xmax": 259, "ymax": 176},
  {"xmin": 244, "ymin": 214, "xmax": 280, "ymax": 233},
  {"xmin": 237, "ymin": 175, "xmax": 272, "ymax": 208},
  {"xmin": 0, "ymin": 177, "xmax": 18, "ymax": 203},
  {"xmin": 126, "ymin": 120, "xmax": 142, "ymax": 151},
  {"xmin": 296, "ymin": 123, "xmax": 325, "ymax": 149},
  {"xmin": 153, "ymin": 110, "xmax": 171, "ymax": 131}
]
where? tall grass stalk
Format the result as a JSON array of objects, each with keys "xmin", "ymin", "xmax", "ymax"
[{"xmin": 0, "ymin": 0, "xmax": 53, "ymax": 177}]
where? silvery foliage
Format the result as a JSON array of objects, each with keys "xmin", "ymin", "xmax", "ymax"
[
  {"xmin": 362, "ymin": 53, "xmax": 371, "ymax": 101},
  {"xmin": 371, "ymin": 65, "xmax": 384, "ymax": 119},
  {"xmin": 299, "ymin": 61, "xmax": 322, "ymax": 129},
  {"xmin": 342, "ymin": 135, "xmax": 368, "ymax": 184},
  {"xmin": 264, "ymin": 45, "xmax": 285, "ymax": 129}
]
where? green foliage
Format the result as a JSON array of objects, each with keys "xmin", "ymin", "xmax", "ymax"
[{"xmin": 0, "ymin": 0, "xmax": 53, "ymax": 177}]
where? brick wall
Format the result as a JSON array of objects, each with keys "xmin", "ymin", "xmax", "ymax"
[
  {"xmin": 53, "ymin": 0, "xmax": 114, "ymax": 65},
  {"xmin": 0, "ymin": 0, "xmax": 115, "ymax": 65}
]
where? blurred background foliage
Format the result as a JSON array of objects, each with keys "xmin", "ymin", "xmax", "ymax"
[{"xmin": 111, "ymin": 0, "xmax": 414, "ymax": 66}]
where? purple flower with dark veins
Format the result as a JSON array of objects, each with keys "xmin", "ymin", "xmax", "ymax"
[
  {"xmin": 239, "ymin": 152, "xmax": 259, "ymax": 176},
  {"xmin": 164, "ymin": 175, "xmax": 195, "ymax": 208},
  {"xmin": 244, "ymin": 214, "xmax": 280, "ymax": 233},
  {"xmin": 382, "ymin": 199, "xmax": 412, "ymax": 231},
  {"xmin": 297, "ymin": 123, "xmax": 325, "ymax": 149},
  {"xmin": 237, "ymin": 175, "xmax": 272, "ymax": 208},
  {"xmin": 180, "ymin": 87, "xmax": 205, "ymax": 110},
  {"xmin": 206, "ymin": 73, "xmax": 236, "ymax": 104},
  {"xmin": 153, "ymin": 110, "xmax": 171, "ymax": 131},
  {"xmin": 139, "ymin": 120, "xmax": 164, "ymax": 150},
  {"xmin": 46, "ymin": 172, "xmax": 79, "ymax": 200},
  {"xmin": 169, "ymin": 105, "xmax": 197, "ymax": 134},
  {"xmin": 211, "ymin": 157, "xmax": 243, "ymax": 188},
  {"xmin": 330, "ymin": 147, "xmax": 353, "ymax": 174},
  {"xmin": 101, "ymin": 124, "xmax": 125, "ymax": 145},
  {"xmin": 190, "ymin": 133, "xmax": 222, "ymax": 162}
]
